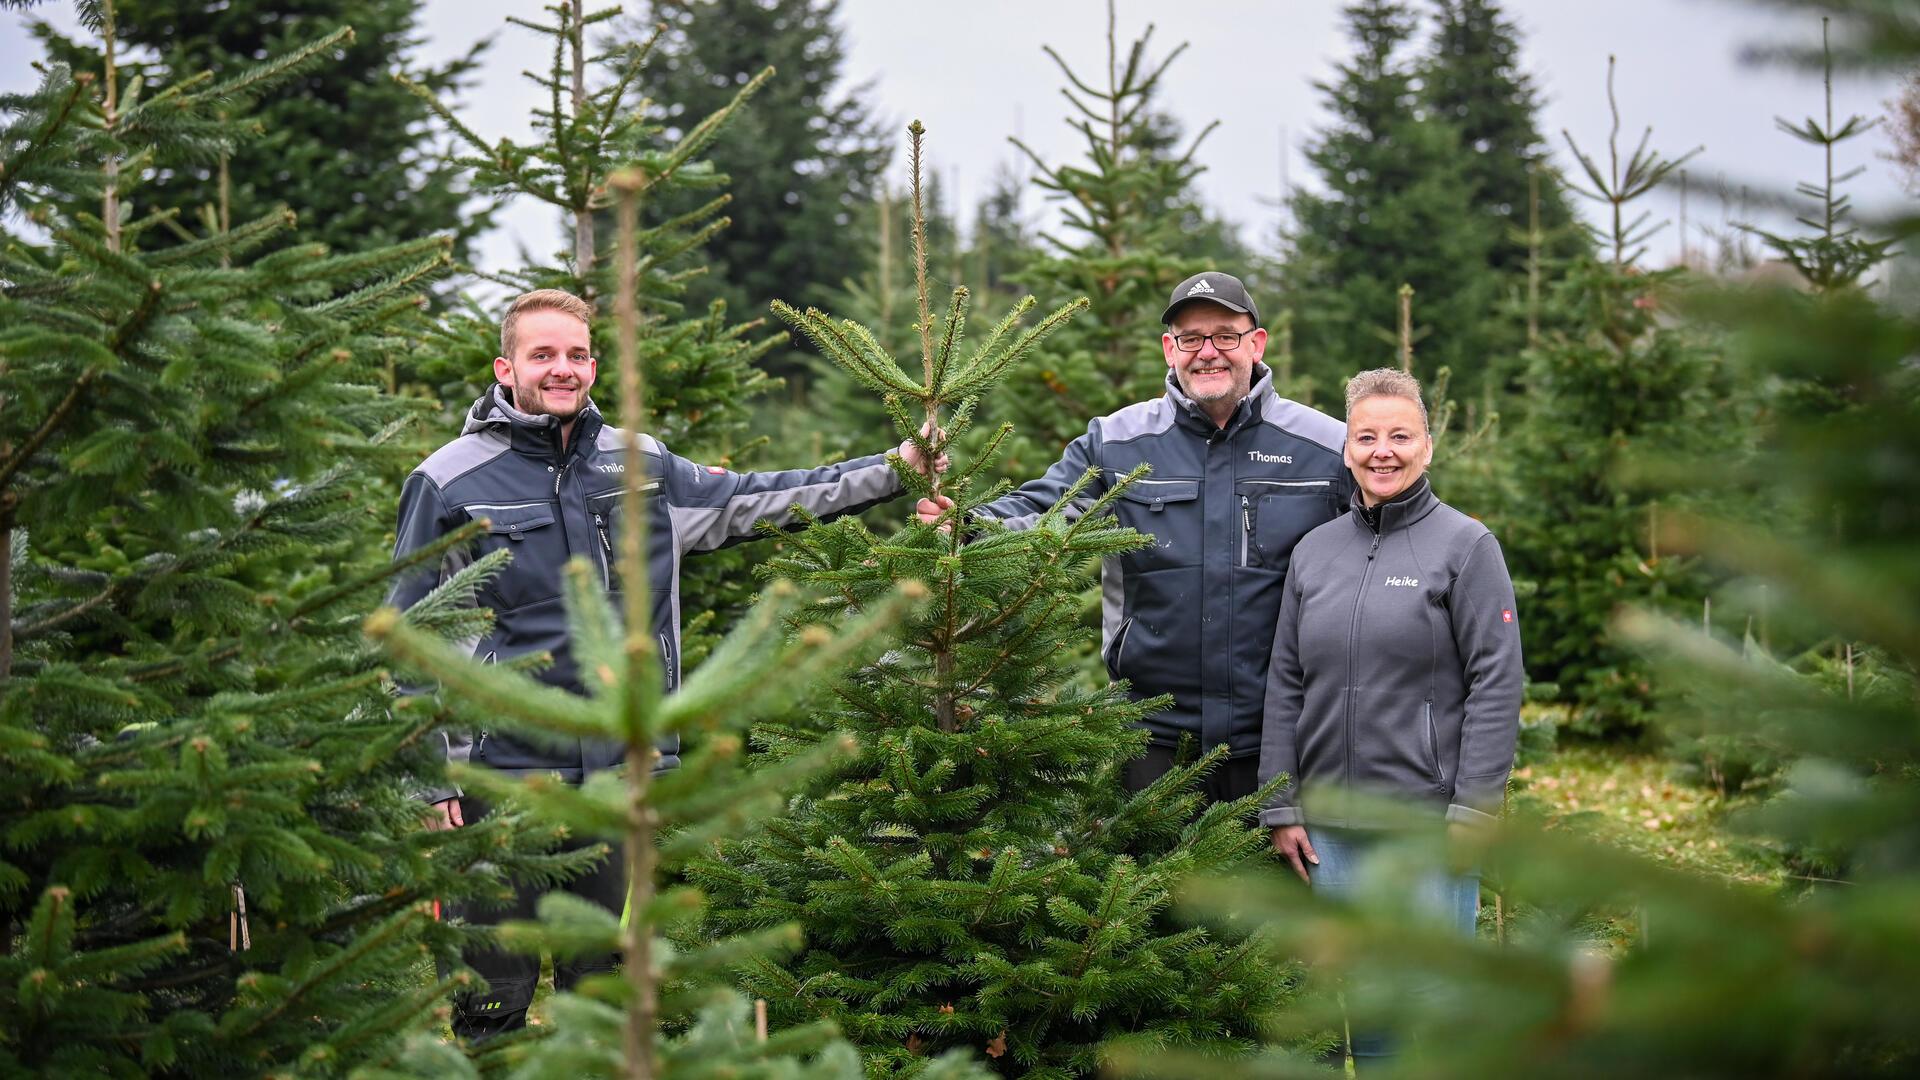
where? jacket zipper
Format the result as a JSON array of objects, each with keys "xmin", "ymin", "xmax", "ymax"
[
  {"xmin": 1343, "ymin": 526, "xmax": 1383, "ymax": 807},
  {"xmin": 1425, "ymin": 700, "xmax": 1444, "ymax": 785},
  {"xmin": 594, "ymin": 513, "xmax": 613, "ymax": 589},
  {"xmin": 1240, "ymin": 495, "xmax": 1252, "ymax": 566},
  {"xmin": 658, "ymin": 631, "xmax": 676, "ymax": 692},
  {"xmin": 475, "ymin": 730, "xmax": 488, "ymax": 760}
]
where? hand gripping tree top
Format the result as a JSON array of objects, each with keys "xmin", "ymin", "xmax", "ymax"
[{"xmin": 695, "ymin": 122, "xmax": 1298, "ymax": 1078}]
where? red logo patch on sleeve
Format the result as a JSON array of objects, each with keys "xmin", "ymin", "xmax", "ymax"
[
  {"xmin": 706, "ymin": 466, "xmax": 726, "ymax": 475},
  {"xmin": 1501, "ymin": 609, "xmax": 1514, "ymax": 623}
]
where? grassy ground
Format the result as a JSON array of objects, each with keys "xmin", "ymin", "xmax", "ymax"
[{"xmin": 1514, "ymin": 743, "xmax": 1781, "ymax": 887}]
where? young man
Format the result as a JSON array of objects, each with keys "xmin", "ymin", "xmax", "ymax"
[
  {"xmin": 918, "ymin": 272, "xmax": 1349, "ymax": 802},
  {"xmin": 390, "ymin": 288, "xmax": 935, "ymax": 1039}
]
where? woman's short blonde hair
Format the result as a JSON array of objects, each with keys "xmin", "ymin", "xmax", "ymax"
[
  {"xmin": 500, "ymin": 288, "xmax": 595, "ymax": 358},
  {"xmin": 1345, "ymin": 367, "xmax": 1428, "ymax": 431}
]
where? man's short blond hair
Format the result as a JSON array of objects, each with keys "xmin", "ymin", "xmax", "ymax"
[
  {"xmin": 1345, "ymin": 367, "xmax": 1429, "ymax": 430},
  {"xmin": 501, "ymin": 288, "xmax": 594, "ymax": 358}
]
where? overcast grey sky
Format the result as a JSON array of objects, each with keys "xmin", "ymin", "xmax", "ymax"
[{"xmin": 5, "ymin": 1, "xmax": 1912, "ymax": 278}]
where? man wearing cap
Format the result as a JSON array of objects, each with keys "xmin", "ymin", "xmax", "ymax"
[{"xmin": 917, "ymin": 272, "xmax": 1349, "ymax": 803}]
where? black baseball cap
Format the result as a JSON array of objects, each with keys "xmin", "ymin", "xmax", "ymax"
[{"xmin": 1162, "ymin": 271, "xmax": 1260, "ymax": 326}]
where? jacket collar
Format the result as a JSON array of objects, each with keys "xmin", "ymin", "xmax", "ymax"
[
  {"xmin": 1164, "ymin": 362, "xmax": 1276, "ymax": 436},
  {"xmin": 463, "ymin": 383, "xmax": 604, "ymax": 461},
  {"xmin": 1353, "ymin": 474, "xmax": 1438, "ymax": 535}
]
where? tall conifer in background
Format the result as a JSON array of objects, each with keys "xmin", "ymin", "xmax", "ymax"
[
  {"xmin": 695, "ymin": 122, "xmax": 1303, "ymax": 1078},
  {"xmin": 624, "ymin": 0, "xmax": 888, "ymax": 341},
  {"xmin": 0, "ymin": 10, "xmax": 561, "ymax": 1072},
  {"xmin": 1418, "ymin": 0, "xmax": 1586, "ymax": 396},
  {"xmin": 1742, "ymin": 18, "xmax": 1896, "ymax": 297},
  {"xmin": 1419, "ymin": 0, "xmax": 1583, "ymax": 277},
  {"xmin": 992, "ymin": 4, "xmax": 1217, "ymax": 480},
  {"xmin": 1501, "ymin": 60, "xmax": 1734, "ymax": 736},
  {"xmin": 30, "ymin": 0, "xmax": 489, "ymax": 262},
  {"xmin": 1285, "ymin": 0, "xmax": 1500, "ymax": 395}
]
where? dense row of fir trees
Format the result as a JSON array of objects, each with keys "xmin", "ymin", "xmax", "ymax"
[{"xmin": 2, "ymin": 0, "xmax": 1917, "ymax": 1074}]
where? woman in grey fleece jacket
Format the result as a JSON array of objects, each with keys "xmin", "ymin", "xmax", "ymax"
[{"xmin": 1258, "ymin": 368, "xmax": 1523, "ymax": 923}]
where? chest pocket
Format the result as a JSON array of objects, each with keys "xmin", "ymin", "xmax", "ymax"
[
  {"xmin": 1240, "ymin": 478, "xmax": 1341, "ymax": 571},
  {"xmin": 1115, "ymin": 478, "xmax": 1199, "ymax": 570},
  {"xmin": 585, "ymin": 484, "xmax": 665, "ymax": 592},
  {"xmin": 473, "ymin": 503, "xmax": 563, "ymax": 611}
]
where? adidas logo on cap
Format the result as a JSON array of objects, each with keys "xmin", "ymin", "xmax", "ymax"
[{"xmin": 1163, "ymin": 271, "xmax": 1260, "ymax": 325}]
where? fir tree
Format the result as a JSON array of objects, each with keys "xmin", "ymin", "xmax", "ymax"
[
  {"xmin": 800, "ymin": 177, "xmax": 968, "ymax": 466},
  {"xmin": 0, "ymin": 10, "xmax": 565, "ymax": 1072},
  {"xmin": 1419, "ymin": 0, "xmax": 1584, "ymax": 279},
  {"xmin": 1418, "ymin": 0, "xmax": 1588, "ymax": 399},
  {"xmin": 1501, "ymin": 59, "xmax": 1730, "ymax": 736},
  {"xmin": 29, "ymin": 0, "xmax": 490, "ymax": 262},
  {"xmin": 1742, "ymin": 17, "xmax": 1896, "ymax": 295},
  {"xmin": 1284, "ymin": 0, "xmax": 1501, "ymax": 397},
  {"xmin": 694, "ymin": 122, "xmax": 1300, "ymax": 1078},
  {"xmin": 994, "ymin": 3, "xmax": 1219, "ymax": 480},
  {"xmin": 362, "ymin": 168, "xmax": 981, "ymax": 1080},
  {"xmin": 623, "ymin": 0, "xmax": 889, "ymax": 333}
]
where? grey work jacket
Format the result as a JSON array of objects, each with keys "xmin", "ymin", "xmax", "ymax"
[
  {"xmin": 980, "ymin": 365, "xmax": 1349, "ymax": 757},
  {"xmin": 389, "ymin": 385, "xmax": 903, "ymax": 799},
  {"xmin": 1258, "ymin": 477, "xmax": 1523, "ymax": 828}
]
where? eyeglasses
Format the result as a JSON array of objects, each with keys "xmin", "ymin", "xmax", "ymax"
[{"xmin": 1171, "ymin": 329, "xmax": 1254, "ymax": 352}]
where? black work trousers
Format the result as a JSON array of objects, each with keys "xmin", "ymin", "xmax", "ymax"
[
  {"xmin": 1121, "ymin": 741, "xmax": 1261, "ymax": 805},
  {"xmin": 441, "ymin": 797, "xmax": 626, "ymax": 1042}
]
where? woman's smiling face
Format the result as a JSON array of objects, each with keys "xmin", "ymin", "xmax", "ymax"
[{"xmin": 1345, "ymin": 394, "xmax": 1433, "ymax": 507}]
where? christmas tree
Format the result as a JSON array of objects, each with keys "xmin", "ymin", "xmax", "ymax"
[
  {"xmin": 694, "ymin": 122, "xmax": 1302, "ymax": 1078},
  {"xmin": 0, "ymin": 8, "xmax": 564, "ymax": 1072},
  {"xmin": 992, "ymin": 3, "xmax": 1220, "ymax": 481},
  {"xmin": 1499, "ymin": 58, "xmax": 1744, "ymax": 737},
  {"xmin": 1284, "ymin": 0, "xmax": 1502, "ymax": 395},
  {"xmin": 362, "ymin": 167, "xmax": 981, "ymax": 1080},
  {"xmin": 1417, "ymin": 0, "xmax": 1589, "ymax": 398},
  {"xmin": 28, "ymin": 0, "xmax": 491, "ymax": 263},
  {"xmin": 800, "ymin": 175, "xmax": 979, "ymax": 467},
  {"xmin": 1418, "ymin": 0, "xmax": 1585, "ymax": 278},
  {"xmin": 620, "ymin": 0, "xmax": 889, "ymax": 345}
]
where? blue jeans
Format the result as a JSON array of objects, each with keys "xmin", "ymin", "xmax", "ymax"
[{"xmin": 1306, "ymin": 826, "xmax": 1479, "ymax": 1061}]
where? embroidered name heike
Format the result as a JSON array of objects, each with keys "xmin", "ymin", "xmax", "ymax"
[
  {"xmin": 1247, "ymin": 450, "xmax": 1293, "ymax": 464},
  {"xmin": 1385, "ymin": 576, "xmax": 1419, "ymax": 587}
]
